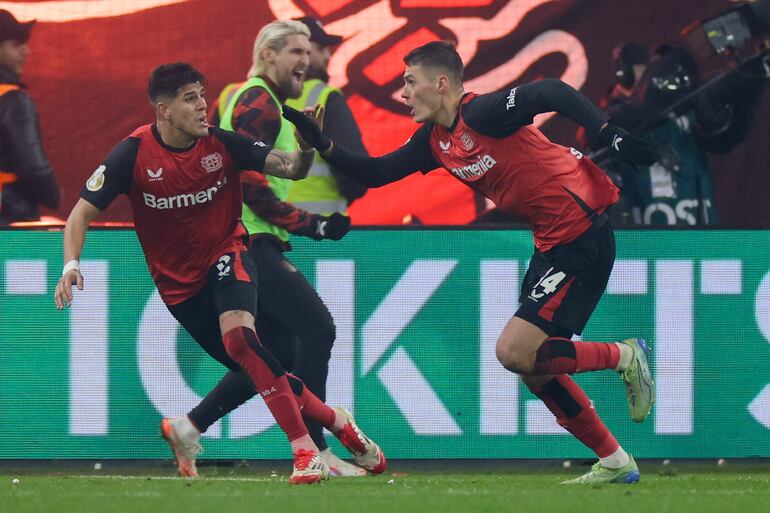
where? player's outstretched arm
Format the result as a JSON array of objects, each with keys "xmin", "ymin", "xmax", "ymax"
[
  {"xmin": 593, "ymin": 122, "xmax": 658, "ymax": 166},
  {"xmin": 283, "ymin": 105, "xmax": 439, "ymax": 187},
  {"xmin": 54, "ymin": 198, "xmax": 100, "ymax": 309},
  {"xmin": 210, "ymin": 127, "xmax": 313, "ymax": 180},
  {"xmin": 469, "ymin": 80, "xmax": 658, "ymax": 166}
]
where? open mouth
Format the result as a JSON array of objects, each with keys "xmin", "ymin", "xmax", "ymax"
[{"xmin": 292, "ymin": 69, "xmax": 305, "ymax": 82}]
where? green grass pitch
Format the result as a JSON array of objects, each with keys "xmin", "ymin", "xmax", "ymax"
[{"xmin": 1, "ymin": 461, "xmax": 768, "ymax": 513}]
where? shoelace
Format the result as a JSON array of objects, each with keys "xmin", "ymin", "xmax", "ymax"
[{"xmin": 573, "ymin": 462, "xmax": 604, "ymax": 482}]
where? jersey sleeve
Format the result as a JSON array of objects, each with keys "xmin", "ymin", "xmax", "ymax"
[
  {"xmin": 241, "ymin": 171, "xmax": 317, "ymax": 236},
  {"xmin": 79, "ymin": 137, "xmax": 139, "ymax": 210},
  {"xmin": 210, "ymin": 127, "xmax": 273, "ymax": 172},
  {"xmin": 325, "ymin": 123, "xmax": 439, "ymax": 186},
  {"xmin": 464, "ymin": 80, "xmax": 608, "ymax": 139},
  {"xmin": 231, "ymin": 87, "xmax": 282, "ymax": 145}
]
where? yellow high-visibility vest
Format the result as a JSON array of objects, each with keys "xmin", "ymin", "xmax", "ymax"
[
  {"xmin": 220, "ymin": 78, "xmax": 297, "ymax": 241},
  {"xmin": 285, "ymin": 79, "xmax": 348, "ymax": 214}
]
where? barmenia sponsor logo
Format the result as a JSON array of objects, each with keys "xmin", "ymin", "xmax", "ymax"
[
  {"xmin": 142, "ymin": 178, "xmax": 228, "ymax": 210},
  {"xmin": 450, "ymin": 154, "xmax": 497, "ymax": 180}
]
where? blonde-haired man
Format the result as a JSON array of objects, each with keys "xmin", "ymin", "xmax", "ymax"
[{"xmin": 247, "ymin": 19, "xmax": 309, "ymax": 93}]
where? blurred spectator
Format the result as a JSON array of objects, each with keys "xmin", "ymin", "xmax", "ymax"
[
  {"xmin": 591, "ymin": 42, "xmax": 767, "ymax": 226},
  {"xmin": 0, "ymin": 10, "xmax": 60, "ymax": 225}
]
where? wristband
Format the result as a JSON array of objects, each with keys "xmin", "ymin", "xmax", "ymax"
[{"xmin": 62, "ymin": 260, "xmax": 80, "ymax": 276}]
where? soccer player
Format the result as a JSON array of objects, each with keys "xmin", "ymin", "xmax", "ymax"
[
  {"xmin": 53, "ymin": 62, "xmax": 383, "ymax": 484},
  {"xmin": 159, "ymin": 20, "xmax": 383, "ymax": 478},
  {"xmin": 285, "ymin": 41, "xmax": 657, "ymax": 484}
]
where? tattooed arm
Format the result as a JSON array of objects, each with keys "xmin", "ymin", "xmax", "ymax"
[
  {"xmin": 210, "ymin": 127, "xmax": 313, "ymax": 180},
  {"xmin": 263, "ymin": 147, "xmax": 314, "ymax": 180},
  {"xmin": 260, "ymin": 101, "xmax": 323, "ymax": 179}
]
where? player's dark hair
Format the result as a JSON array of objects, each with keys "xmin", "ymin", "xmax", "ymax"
[
  {"xmin": 147, "ymin": 62, "xmax": 206, "ymax": 104},
  {"xmin": 404, "ymin": 41, "xmax": 464, "ymax": 84}
]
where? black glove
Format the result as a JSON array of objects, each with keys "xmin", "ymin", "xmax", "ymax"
[
  {"xmin": 595, "ymin": 123, "xmax": 659, "ymax": 166},
  {"xmin": 282, "ymin": 105, "xmax": 332, "ymax": 153},
  {"xmin": 311, "ymin": 212, "xmax": 350, "ymax": 241}
]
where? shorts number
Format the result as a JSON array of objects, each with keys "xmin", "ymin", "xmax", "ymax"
[
  {"xmin": 531, "ymin": 267, "xmax": 567, "ymax": 299},
  {"xmin": 216, "ymin": 254, "xmax": 232, "ymax": 280}
]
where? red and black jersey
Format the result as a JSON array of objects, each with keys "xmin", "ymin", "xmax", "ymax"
[
  {"xmin": 428, "ymin": 93, "xmax": 619, "ymax": 251},
  {"xmin": 80, "ymin": 124, "xmax": 272, "ymax": 305},
  {"xmin": 231, "ymin": 80, "xmax": 283, "ymax": 144},
  {"xmin": 324, "ymin": 79, "xmax": 619, "ymax": 251}
]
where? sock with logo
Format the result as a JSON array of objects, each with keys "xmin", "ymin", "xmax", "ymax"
[
  {"xmin": 533, "ymin": 337, "xmax": 620, "ymax": 374},
  {"xmin": 222, "ymin": 327, "xmax": 307, "ymax": 441},
  {"xmin": 531, "ymin": 375, "xmax": 619, "ymax": 458},
  {"xmin": 188, "ymin": 370, "xmax": 256, "ymax": 433},
  {"xmin": 286, "ymin": 373, "xmax": 340, "ymax": 432}
]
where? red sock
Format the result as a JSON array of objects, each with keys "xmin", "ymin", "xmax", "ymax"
[
  {"xmin": 222, "ymin": 327, "xmax": 308, "ymax": 441},
  {"xmin": 533, "ymin": 337, "xmax": 620, "ymax": 374},
  {"xmin": 286, "ymin": 373, "xmax": 337, "ymax": 429},
  {"xmin": 532, "ymin": 375, "xmax": 619, "ymax": 457}
]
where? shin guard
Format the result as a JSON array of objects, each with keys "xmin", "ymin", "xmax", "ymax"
[{"xmin": 222, "ymin": 327, "xmax": 307, "ymax": 441}]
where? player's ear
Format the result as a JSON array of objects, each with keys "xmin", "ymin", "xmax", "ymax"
[
  {"xmin": 436, "ymin": 74, "xmax": 450, "ymax": 94},
  {"xmin": 156, "ymin": 101, "xmax": 170, "ymax": 121}
]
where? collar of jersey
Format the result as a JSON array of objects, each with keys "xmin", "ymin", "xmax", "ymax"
[
  {"xmin": 151, "ymin": 123, "xmax": 199, "ymax": 153},
  {"xmin": 447, "ymin": 92, "xmax": 472, "ymax": 133}
]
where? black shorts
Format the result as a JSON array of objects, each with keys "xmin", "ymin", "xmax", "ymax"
[
  {"xmin": 167, "ymin": 250, "xmax": 258, "ymax": 370},
  {"xmin": 515, "ymin": 221, "xmax": 615, "ymax": 337},
  {"xmin": 248, "ymin": 237, "xmax": 335, "ymax": 369}
]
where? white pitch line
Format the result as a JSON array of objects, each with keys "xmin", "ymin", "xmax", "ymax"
[{"xmin": 71, "ymin": 475, "xmax": 278, "ymax": 482}]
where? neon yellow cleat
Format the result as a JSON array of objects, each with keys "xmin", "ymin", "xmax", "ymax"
[
  {"xmin": 562, "ymin": 455, "xmax": 640, "ymax": 484},
  {"xmin": 619, "ymin": 338, "xmax": 655, "ymax": 423}
]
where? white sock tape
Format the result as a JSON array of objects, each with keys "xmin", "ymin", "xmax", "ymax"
[{"xmin": 62, "ymin": 260, "xmax": 80, "ymax": 276}]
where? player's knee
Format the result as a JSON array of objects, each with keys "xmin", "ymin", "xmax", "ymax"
[
  {"xmin": 495, "ymin": 340, "xmax": 535, "ymax": 375},
  {"xmin": 222, "ymin": 326, "xmax": 284, "ymax": 377},
  {"xmin": 222, "ymin": 326, "xmax": 254, "ymax": 363}
]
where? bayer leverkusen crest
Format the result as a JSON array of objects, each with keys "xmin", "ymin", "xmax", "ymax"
[
  {"xmin": 201, "ymin": 153, "xmax": 223, "ymax": 173},
  {"xmin": 460, "ymin": 132, "xmax": 475, "ymax": 151}
]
